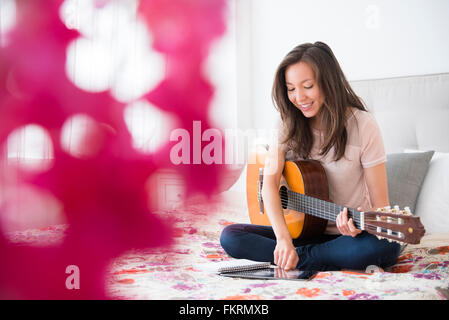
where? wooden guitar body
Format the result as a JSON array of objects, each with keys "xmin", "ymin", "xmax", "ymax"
[{"xmin": 246, "ymin": 147, "xmax": 328, "ymax": 239}]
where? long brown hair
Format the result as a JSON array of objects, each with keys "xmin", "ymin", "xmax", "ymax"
[{"xmin": 272, "ymin": 41, "xmax": 366, "ymax": 161}]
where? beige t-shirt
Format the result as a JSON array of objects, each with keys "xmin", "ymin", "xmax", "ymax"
[{"xmin": 278, "ymin": 109, "xmax": 386, "ymax": 235}]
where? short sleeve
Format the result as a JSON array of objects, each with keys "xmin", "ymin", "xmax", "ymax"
[
  {"xmin": 360, "ymin": 113, "xmax": 386, "ymax": 168},
  {"xmin": 276, "ymin": 117, "xmax": 290, "ymax": 154}
]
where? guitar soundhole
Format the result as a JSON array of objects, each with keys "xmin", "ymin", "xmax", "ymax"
[{"xmin": 279, "ymin": 186, "xmax": 288, "ymax": 209}]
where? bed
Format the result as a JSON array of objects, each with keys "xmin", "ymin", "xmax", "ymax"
[
  {"xmin": 5, "ymin": 192, "xmax": 449, "ymax": 300},
  {"xmin": 5, "ymin": 73, "xmax": 449, "ymax": 300}
]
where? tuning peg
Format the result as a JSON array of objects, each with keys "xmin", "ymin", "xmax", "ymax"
[
  {"xmin": 393, "ymin": 205, "xmax": 400, "ymax": 213},
  {"xmin": 404, "ymin": 206, "xmax": 412, "ymax": 215}
]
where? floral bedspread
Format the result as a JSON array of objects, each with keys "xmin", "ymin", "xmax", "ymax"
[{"xmin": 6, "ymin": 193, "xmax": 449, "ymax": 300}]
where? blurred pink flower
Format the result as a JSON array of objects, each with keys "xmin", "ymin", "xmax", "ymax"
[{"xmin": 0, "ymin": 0, "xmax": 228, "ymax": 299}]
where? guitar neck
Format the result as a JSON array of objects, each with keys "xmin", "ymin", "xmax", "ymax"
[{"xmin": 282, "ymin": 189, "xmax": 363, "ymax": 229}]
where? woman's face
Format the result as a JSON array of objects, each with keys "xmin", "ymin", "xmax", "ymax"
[{"xmin": 285, "ymin": 61, "xmax": 325, "ymax": 122}]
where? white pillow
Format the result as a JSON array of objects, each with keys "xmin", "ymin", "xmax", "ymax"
[{"xmin": 414, "ymin": 152, "xmax": 449, "ymax": 234}]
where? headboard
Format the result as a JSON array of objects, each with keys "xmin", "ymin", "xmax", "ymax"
[{"xmin": 350, "ymin": 73, "xmax": 449, "ymax": 154}]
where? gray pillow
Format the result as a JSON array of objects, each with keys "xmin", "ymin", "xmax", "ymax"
[{"xmin": 386, "ymin": 151, "xmax": 434, "ymax": 214}]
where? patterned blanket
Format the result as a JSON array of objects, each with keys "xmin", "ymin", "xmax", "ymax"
[{"xmin": 6, "ymin": 193, "xmax": 449, "ymax": 300}]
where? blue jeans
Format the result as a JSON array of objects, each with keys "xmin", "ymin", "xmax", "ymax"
[{"xmin": 220, "ymin": 224, "xmax": 401, "ymax": 271}]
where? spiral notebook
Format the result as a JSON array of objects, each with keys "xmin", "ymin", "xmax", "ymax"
[
  {"xmin": 220, "ymin": 268, "xmax": 318, "ymax": 281},
  {"xmin": 194, "ymin": 259, "xmax": 271, "ymax": 274}
]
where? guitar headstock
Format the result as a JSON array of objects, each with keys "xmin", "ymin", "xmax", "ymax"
[{"xmin": 363, "ymin": 206, "xmax": 425, "ymax": 245}]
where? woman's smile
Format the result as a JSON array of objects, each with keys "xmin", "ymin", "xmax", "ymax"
[{"xmin": 298, "ymin": 102, "xmax": 313, "ymax": 111}]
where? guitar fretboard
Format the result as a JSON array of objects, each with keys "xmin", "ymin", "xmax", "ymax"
[{"xmin": 280, "ymin": 189, "xmax": 362, "ymax": 229}]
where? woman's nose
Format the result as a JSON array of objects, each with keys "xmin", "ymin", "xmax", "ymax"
[{"xmin": 295, "ymin": 89, "xmax": 307, "ymax": 103}]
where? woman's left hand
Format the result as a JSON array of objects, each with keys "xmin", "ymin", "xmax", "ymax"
[{"xmin": 336, "ymin": 207, "xmax": 362, "ymax": 237}]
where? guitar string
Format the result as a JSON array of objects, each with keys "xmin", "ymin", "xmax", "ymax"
[
  {"xmin": 278, "ymin": 195, "xmax": 404, "ymax": 240},
  {"xmin": 278, "ymin": 196, "xmax": 396, "ymax": 231},
  {"xmin": 364, "ymin": 225, "xmax": 404, "ymax": 241},
  {"xmin": 280, "ymin": 204, "xmax": 402, "ymax": 232},
  {"xmin": 281, "ymin": 190, "xmax": 404, "ymax": 225},
  {"xmin": 278, "ymin": 195, "xmax": 405, "ymax": 239},
  {"xmin": 274, "ymin": 192, "xmax": 400, "ymax": 232},
  {"xmin": 283, "ymin": 190, "xmax": 362, "ymax": 223},
  {"xmin": 257, "ymin": 188, "xmax": 411, "ymax": 243},
  {"xmin": 261, "ymin": 196, "xmax": 406, "ymax": 241},
  {"xmin": 258, "ymin": 190, "xmax": 405, "ymax": 235},
  {"xmin": 276, "ymin": 193, "xmax": 357, "ymax": 222}
]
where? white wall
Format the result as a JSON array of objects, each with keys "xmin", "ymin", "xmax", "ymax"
[
  {"xmin": 236, "ymin": 0, "xmax": 449, "ymax": 132},
  {"xmin": 228, "ymin": 0, "xmax": 449, "ymax": 194},
  {"xmin": 2, "ymin": 0, "xmax": 448, "ymax": 196}
]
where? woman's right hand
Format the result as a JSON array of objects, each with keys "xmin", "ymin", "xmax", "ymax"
[{"xmin": 274, "ymin": 238, "xmax": 299, "ymax": 270}]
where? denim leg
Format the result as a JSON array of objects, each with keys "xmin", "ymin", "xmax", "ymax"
[
  {"xmin": 220, "ymin": 225, "xmax": 401, "ymax": 271},
  {"xmin": 220, "ymin": 224, "xmax": 278, "ymax": 263},
  {"xmin": 295, "ymin": 231, "xmax": 401, "ymax": 271},
  {"xmin": 220, "ymin": 224, "xmax": 338, "ymax": 264}
]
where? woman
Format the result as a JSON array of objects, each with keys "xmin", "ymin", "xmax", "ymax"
[{"xmin": 220, "ymin": 41, "xmax": 401, "ymax": 272}]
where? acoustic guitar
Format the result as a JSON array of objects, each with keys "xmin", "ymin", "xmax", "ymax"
[{"xmin": 246, "ymin": 146, "xmax": 425, "ymax": 245}]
